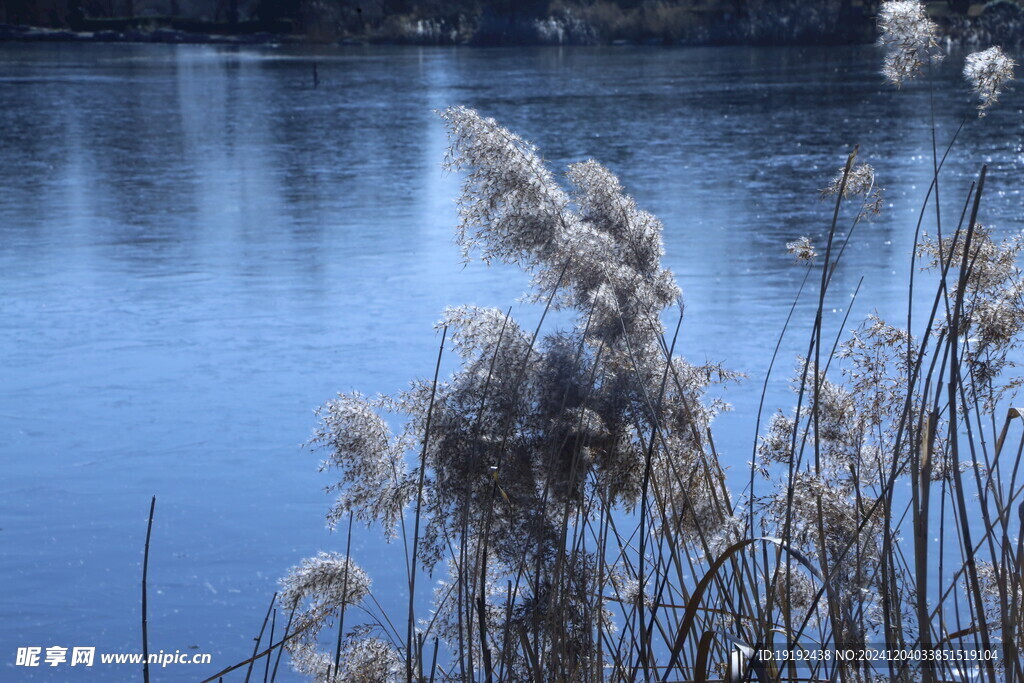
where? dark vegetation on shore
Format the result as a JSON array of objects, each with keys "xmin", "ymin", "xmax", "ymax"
[{"xmin": 2, "ymin": 0, "xmax": 1024, "ymax": 46}]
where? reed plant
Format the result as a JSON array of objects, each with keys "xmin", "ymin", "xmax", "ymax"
[{"xmin": 204, "ymin": 3, "xmax": 1023, "ymax": 681}]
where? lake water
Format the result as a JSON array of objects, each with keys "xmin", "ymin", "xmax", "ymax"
[{"xmin": 1, "ymin": 42, "xmax": 1021, "ymax": 680}]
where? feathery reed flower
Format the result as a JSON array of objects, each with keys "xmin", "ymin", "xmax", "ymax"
[
  {"xmin": 280, "ymin": 552, "xmax": 371, "ymax": 617},
  {"xmin": 964, "ymin": 46, "xmax": 1016, "ymax": 115},
  {"xmin": 918, "ymin": 226, "xmax": 1024, "ymax": 409},
  {"xmin": 786, "ymin": 236, "xmax": 818, "ymax": 262},
  {"xmin": 330, "ymin": 638, "xmax": 402, "ymax": 683},
  {"xmin": 765, "ymin": 564, "xmax": 825, "ymax": 627},
  {"xmin": 757, "ymin": 410, "xmax": 796, "ymax": 465},
  {"xmin": 311, "ymin": 393, "xmax": 413, "ymax": 537},
  {"xmin": 279, "ymin": 553, "xmax": 374, "ymax": 679},
  {"xmin": 821, "ymin": 162, "xmax": 883, "ymax": 216},
  {"xmin": 877, "ymin": 0, "xmax": 942, "ymax": 87}
]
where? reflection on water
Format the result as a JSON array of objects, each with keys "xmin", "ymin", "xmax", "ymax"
[{"xmin": 1, "ymin": 42, "xmax": 1021, "ymax": 678}]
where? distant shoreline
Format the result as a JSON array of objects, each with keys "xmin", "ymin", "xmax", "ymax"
[
  {"xmin": 0, "ymin": 24, "xmax": 863, "ymax": 48},
  {"xmin": 0, "ymin": 20, "xmax": 867, "ymax": 48},
  {"xmin": 1, "ymin": 4, "xmax": 1021, "ymax": 49}
]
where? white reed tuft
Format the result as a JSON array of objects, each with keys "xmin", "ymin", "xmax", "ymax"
[
  {"xmin": 877, "ymin": 0, "xmax": 942, "ymax": 87},
  {"xmin": 964, "ymin": 46, "xmax": 1016, "ymax": 116}
]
